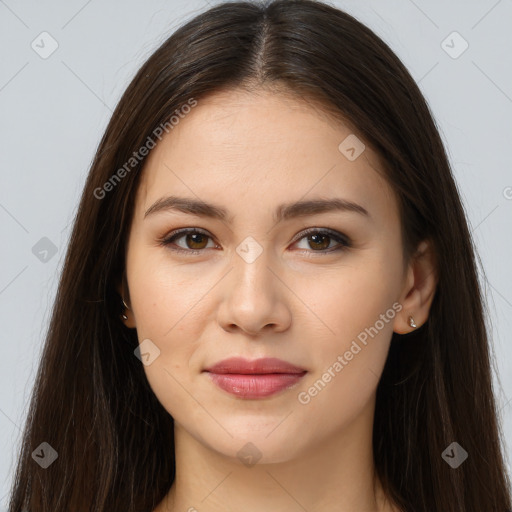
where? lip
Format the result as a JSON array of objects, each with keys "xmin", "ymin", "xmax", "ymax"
[
  {"xmin": 203, "ymin": 357, "xmax": 307, "ymax": 399},
  {"xmin": 204, "ymin": 357, "xmax": 306, "ymax": 374}
]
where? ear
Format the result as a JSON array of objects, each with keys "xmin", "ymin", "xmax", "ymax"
[
  {"xmin": 116, "ymin": 272, "xmax": 137, "ymax": 329},
  {"xmin": 393, "ymin": 239, "xmax": 438, "ymax": 334}
]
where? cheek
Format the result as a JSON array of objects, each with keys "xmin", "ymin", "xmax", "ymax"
[
  {"xmin": 126, "ymin": 250, "xmax": 210, "ymax": 413},
  {"xmin": 296, "ymin": 254, "xmax": 400, "ymax": 418},
  {"xmin": 127, "ymin": 245, "xmax": 210, "ymax": 338},
  {"xmin": 306, "ymin": 251, "xmax": 400, "ymax": 342},
  {"xmin": 296, "ymin": 305, "xmax": 394, "ymax": 434}
]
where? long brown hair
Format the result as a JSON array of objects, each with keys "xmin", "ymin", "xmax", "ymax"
[{"xmin": 8, "ymin": 1, "xmax": 511, "ymax": 510}]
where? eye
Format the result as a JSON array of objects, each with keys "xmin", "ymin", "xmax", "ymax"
[
  {"xmin": 291, "ymin": 228, "xmax": 351, "ymax": 255},
  {"xmin": 158, "ymin": 227, "xmax": 351, "ymax": 255},
  {"xmin": 158, "ymin": 228, "xmax": 217, "ymax": 254}
]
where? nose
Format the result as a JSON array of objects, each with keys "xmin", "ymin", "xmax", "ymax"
[{"xmin": 216, "ymin": 242, "xmax": 292, "ymax": 336}]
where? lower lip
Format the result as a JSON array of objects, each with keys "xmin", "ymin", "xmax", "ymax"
[{"xmin": 206, "ymin": 372, "xmax": 306, "ymax": 399}]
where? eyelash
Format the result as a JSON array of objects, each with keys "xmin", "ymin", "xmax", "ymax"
[{"xmin": 157, "ymin": 227, "xmax": 352, "ymax": 256}]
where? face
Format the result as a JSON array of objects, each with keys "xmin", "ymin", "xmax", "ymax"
[{"xmin": 122, "ymin": 87, "xmax": 411, "ymax": 463}]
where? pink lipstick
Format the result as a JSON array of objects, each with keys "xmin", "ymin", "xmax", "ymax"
[{"xmin": 203, "ymin": 357, "xmax": 307, "ymax": 399}]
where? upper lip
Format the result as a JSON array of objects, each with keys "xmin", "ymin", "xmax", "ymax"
[{"xmin": 203, "ymin": 357, "xmax": 307, "ymax": 374}]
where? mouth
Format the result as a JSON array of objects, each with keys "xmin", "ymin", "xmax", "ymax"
[{"xmin": 203, "ymin": 357, "xmax": 307, "ymax": 399}]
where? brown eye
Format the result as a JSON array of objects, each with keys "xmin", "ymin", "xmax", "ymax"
[
  {"xmin": 294, "ymin": 228, "xmax": 351, "ymax": 254},
  {"xmin": 183, "ymin": 233, "xmax": 209, "ymax": 249},
  {"xmin": 160, "ymin": 227, "xmax": 351, "ymax": 256},
  {"xmin": 160, "ymin": 229, "xmax": 216, "ymax": 253},
  {"xmin": 306, "ymin": 232, "xmax": 331, "ymax": 250}
]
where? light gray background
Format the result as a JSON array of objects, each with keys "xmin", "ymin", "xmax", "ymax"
[{"xmin": 1, "ymin": 0, "xmax": 511, "ymax": 505}]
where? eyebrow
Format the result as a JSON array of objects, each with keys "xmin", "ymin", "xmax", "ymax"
[{"xmin": 144, "ymin": 195, "xmax": 370, "ymax": 223}]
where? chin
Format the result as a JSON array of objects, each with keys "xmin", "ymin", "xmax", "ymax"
[{"xmin": 204, "ymin": 428, "xmax": 306, "ymax": 465}]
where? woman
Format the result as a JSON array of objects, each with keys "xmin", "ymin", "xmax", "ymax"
[{"xmin": 7, "ymin": 1, "xmax": 511, "ymax": 511}]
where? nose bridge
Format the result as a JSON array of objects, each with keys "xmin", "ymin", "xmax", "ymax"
[
  {"xmin": 216, "ymin": 234, "xmax": 290, "ymax": 334},
  {"xmin": 231, "ymin": 234, "xmax": 275, "ymax": 303}
]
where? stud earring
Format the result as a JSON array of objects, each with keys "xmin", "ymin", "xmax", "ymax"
[
  {"xmin": 120, "ymin": 297, "xmax": 129, "ymax": 321},
  {"xmin": 408, "ymin": 315, "xmax": 417, "ymax": 329}
]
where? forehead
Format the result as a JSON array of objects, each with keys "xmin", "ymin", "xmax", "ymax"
[{"xmin": 135, "ymin": 88, "xmax": 398, "ymax": 227}]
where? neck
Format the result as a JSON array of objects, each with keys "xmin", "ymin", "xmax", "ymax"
[{"xmin": 158, "ymin": 396, "xmax": 397, "ymax": 512}]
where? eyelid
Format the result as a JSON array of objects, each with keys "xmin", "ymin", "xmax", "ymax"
[{"xmin": 291, "ymin": 227, "xmax": 351, "ymax": 245}]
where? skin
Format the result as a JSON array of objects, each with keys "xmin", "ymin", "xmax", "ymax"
[{"xmin": 118, "ymin": 87, "xmax": 438, "ymax": 512}]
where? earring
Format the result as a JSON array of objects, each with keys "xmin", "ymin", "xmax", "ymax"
[
  {"xmin": 120, "ymin": 297, "xmax": 129, "ymax": 321},
  {"xmin": 408, "ymin": 315, "xmax": 417, "ymax": 328}
]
